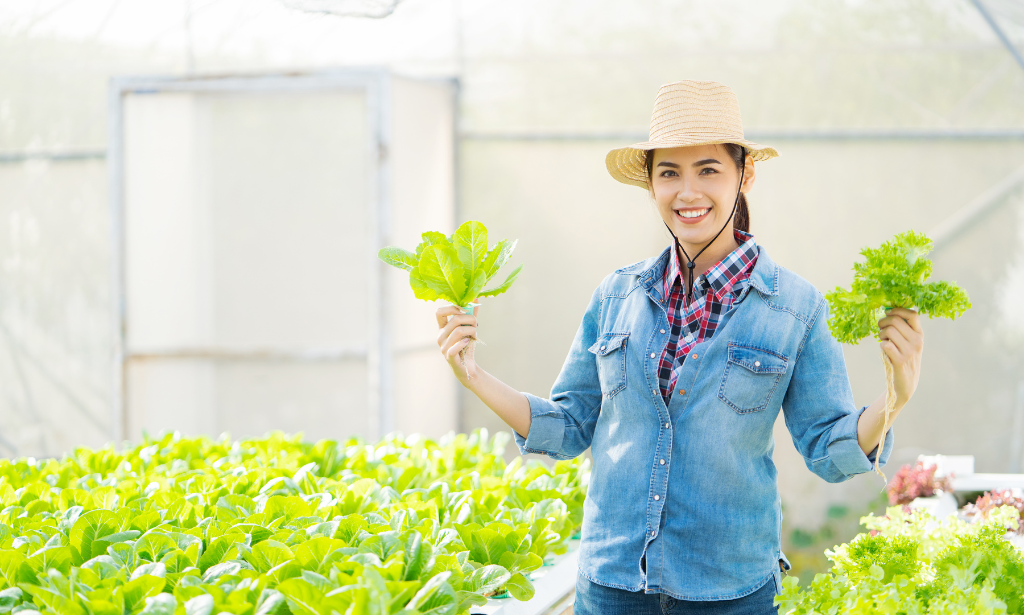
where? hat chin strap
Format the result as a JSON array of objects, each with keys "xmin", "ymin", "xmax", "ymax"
[{"xmin": 663, "ymin": 156, "xmax": 745, "ymax": 304}]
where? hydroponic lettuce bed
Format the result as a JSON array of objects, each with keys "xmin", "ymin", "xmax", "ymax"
[
  {"xmin": 0, "ymin": 430, "xmax": 588, "ymax": 615},
  {"xmin": 776, "ymin": 506, "xmax": 1024, "ymax": 615}
]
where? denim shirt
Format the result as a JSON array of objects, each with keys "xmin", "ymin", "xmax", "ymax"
[{"xmin": 513, "ymin": 245, "xmax": 893, "ymax": 601}]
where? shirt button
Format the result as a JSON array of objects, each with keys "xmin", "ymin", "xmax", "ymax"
[
  {"xmin": 654, "ymin": 495, "xmax": 660, "ymax": 501},
  {"xmin": 660, "ymin": 329, "xmax": 666, "ymax": 334},
  {"xmin": 665, "ymin": 422, "xmax": 671, "ymax": 429},
  {"xmin": 692, "ymin": 353, "xmax": 698, "ymax": 359},
  {"xmin": 678, "ymin": 389, "xmax": 685, "ymax": 395},
  {"xmin": 754, "ymin": 360, "xmax": 761, "ymax": 367},
  {"xmin": 653, "ymin": 389, "xmax": 658, "ymax": 396},
  {"xmin": 660, "ymin": 459, "xmax": 665, "ymax": 465},
  {"xmin": 650, "ymin": 352, "xmax": 656, "ymax": 358},
  {"xmin": 600, "ymin": 345, "xmax": 606, "ymax": 351}
]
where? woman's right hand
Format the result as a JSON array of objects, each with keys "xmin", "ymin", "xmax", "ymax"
[{"xmin": 436, "ymin": 305, "xmax": 479, "ymax": 384}]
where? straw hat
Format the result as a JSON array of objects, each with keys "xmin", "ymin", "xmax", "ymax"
[{"xmin": 606, "ymin": 80, "xmax": 778, "ymax": 189}]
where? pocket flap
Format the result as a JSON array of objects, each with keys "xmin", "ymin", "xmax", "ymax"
[
  {"xmin": 588, "ymin": 333, "xmax": 629, "ymax": 356},
  {"xmin": 727, "ymin": 344, "xmax": 787, "ymax": 374}
]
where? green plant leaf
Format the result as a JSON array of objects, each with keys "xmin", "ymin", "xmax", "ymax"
[
  {"xmin": 409, "ymin": 269, "xmax": 442, "ymax": 302},
  {"xmin": 69, "ymin": 510, "xmax": 116, "ymax": 564},
  {"xmin": 0, "ymin": 587, "xmax": 22, "ymax": 613},
  {"xmin": 461, "ymin": 565, "xmax": 509, "ymax": 594},
  {"xmin": 418, "ymin": 245, "xmax": 467, "ymax": 306},
  {"xmin": 481, "ymin": 239, "xmax": 516, "ymax": 280},
  {"xmin": 201, "ymin": 561, "xmax": 241, "ymax": 583},
  {"xmin": 497, "ymin": 552, "xmax": 542, "ymax": 575},
  {"xmin": 0, "ymin": 429, "xmax": 588, "ymax": 615},
  {"xmin": 503, "ymin": 572, "xmax": 534, "ymax": 601},
  {"xmin": 138, "ymin": 593, "xmax": 176, "ymax": 615},
  {"xmin": 478, "ymin": 264, "xmax": 523, "ymax": 298},
  {"xmin": 254, "ymin": 589, "xmax": 287, "ymax": 615},
  {"xmin": 119, "ymin": 574, "xmax": 165, "ymax": 612},
  {"xmin": 130, "ymin": 562, "xmax": 166, "ymax": 581},
  {"xmin": 378, "ymin": 247, "xmax": 419, "ymax": 271},
  {"xmin": 0, "ymin": 551, "xmax": 29, "ymax": 588},
  {"xmin": 183, "ymin": 594, "xmax": 214, "ymax": 615},
  {"xmin": 293, "ymin": 537, "xmax": 346, "ymax": 573},
  {"xmin": 25, "ymin": 546, "xmax": 71, "ymax": 575},
  {"xmin": 244, "ymin": 540, "xmax": 293, "ymax": 574},
  {"xmin": 197, "ymin": 534, "xmax": 242, "ymax": 572},
  {"xmin": 827, "ymin": 230, "xmax": 970, "ymax": 344},
  {"xmin": 381, "ymin": 223, "xmax": 520, "ymax": 306},
  {"xmin": 454, "ymin": 221, "xmax": 489, "ymax": 284},
  {"xmin": 133, "ymin": 533, "xmax": 177, "ymax": 564},
  {"xmin": 415, "ymin": 232, "xmax": 451, "ymax": 257},
  {"xmin": 405, "ymin": 571, "xmax": 456, "ymax": 614}
]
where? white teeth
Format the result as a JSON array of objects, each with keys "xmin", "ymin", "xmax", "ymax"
[{"xmin": 679, "ymin": 209, "xmax": 709, "ymax": 219}]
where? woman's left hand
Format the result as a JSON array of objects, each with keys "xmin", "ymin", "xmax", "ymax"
[{"xmin": 878, "ymin": 307, "xmax": 924, "ymax": 408}]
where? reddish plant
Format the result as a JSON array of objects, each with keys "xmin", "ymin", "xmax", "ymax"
[
  {"xmin": 962, "ymin": 489, "xmax": 1024, "ymax": 534},
  {"xmin": 886, "ymin": 461, "xmax": 953, "ymax": 506}
]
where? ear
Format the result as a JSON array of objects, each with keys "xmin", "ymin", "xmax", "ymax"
[{"xmin": 740, "ymin": 154, "xmax": 756, "ymax": 193}]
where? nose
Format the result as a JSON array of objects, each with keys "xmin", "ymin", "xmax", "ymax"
[{"xmin": 676, "ymin": 178, "xmax": 702, "ymax": 204}]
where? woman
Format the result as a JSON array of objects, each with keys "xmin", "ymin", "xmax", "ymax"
[{"xmin": 434, "ymin": 81, "xmax": 923, "ymax": 615}]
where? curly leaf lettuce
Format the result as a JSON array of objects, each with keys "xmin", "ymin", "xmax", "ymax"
[
  {"xmin": 777, "ymin": 506, "xmax": 1024, "ymax": 615},
  {"xmin": 826, "ymin": 230, "xmax": 971, "ymax": 345}
]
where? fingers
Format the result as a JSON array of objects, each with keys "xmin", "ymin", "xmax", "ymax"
[
  {"xmin": 878, "ymin": 315, "xmax": 917, "ymax": 344},
  {"xmin": 879, "ymin": 324, "xmax": 910, "ymax": 361},
  {"xmin": 436, "ymin": 305, "xmax": 464, "ymax": 329},
  {"xmin": 444, "ymin": 336, "xmax": 473, "ymax": 362},
  {"xmin": 883, "ymin": 307, "xmax": 922, "ymax": 334},
  {"xmin": 436, "ymin": 314, "xmax": 478, "ymax": 348},
  {"xmin": 880, "ymin": 339, "xmax": 901, "ymax": 363},
  {"xmin": 440, "ymin": 326, "xmax": 476, "ymax": 363},
  {"xmin": 879, "ymin": 311, "xmax": 923, "ymax": 355}
]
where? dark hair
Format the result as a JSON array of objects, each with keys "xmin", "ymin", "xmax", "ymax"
[{"xmin": 645, "ymin": 143, "xmax": 750, "ymax": 233}]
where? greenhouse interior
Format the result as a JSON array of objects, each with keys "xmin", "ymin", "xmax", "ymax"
[{"xmin": 2, "ymin": 0, "xmax": 1024, "ymax": 613}]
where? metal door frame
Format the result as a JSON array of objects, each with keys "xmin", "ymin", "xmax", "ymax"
[{"xmin": 107, "ymin": 69, "xmax": 395, "ymax": 444}]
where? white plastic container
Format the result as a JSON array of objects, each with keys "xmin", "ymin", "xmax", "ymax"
[
  {"xmin": 908, "ymin": 491, "xmax": 959, "ymax": 518},
  {"xmin": 917, "ymin": 455, "xmax": 975, "ymax": 477}
]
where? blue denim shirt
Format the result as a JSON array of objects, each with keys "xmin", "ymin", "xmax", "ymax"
[{"xmin": 513, "ymin": 245, "xmax": 893, "ymax": 601}]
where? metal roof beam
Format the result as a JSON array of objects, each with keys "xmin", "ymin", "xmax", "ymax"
[{"xmin": 971, "ymin": 0, "xmax": 1024, "ymax": 76}]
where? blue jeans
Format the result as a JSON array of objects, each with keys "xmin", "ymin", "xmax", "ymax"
[{"xmin": 573, "ymin": 572, "xmax": 779, "ymax": 615}]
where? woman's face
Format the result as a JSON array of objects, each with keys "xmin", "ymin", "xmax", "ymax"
[{"xmin": 649, "ymin": 144, "xmax": 755, "ymax": 250}]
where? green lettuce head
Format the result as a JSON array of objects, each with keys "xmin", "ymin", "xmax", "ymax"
[{"xmin": 378, "ymin": 220, "xmax": 523, "ymax": 309}]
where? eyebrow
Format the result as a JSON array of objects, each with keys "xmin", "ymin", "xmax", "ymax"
[{"xmin": 655, "ymin": 158, "xmax": 722, "ymax": 169}]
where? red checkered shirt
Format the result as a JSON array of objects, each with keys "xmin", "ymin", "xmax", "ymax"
[{"xmin": 658, "ymin": 230, "xmax": 759, "ymax": 404}]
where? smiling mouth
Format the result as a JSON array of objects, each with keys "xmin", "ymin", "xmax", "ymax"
[{"xmin": 675, "ymin": 208, "xmax": 711, "ymax": 222}]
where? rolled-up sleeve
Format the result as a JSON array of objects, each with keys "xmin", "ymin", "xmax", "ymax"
[
  {"xmin": 781, "ymin": 298, "xmax": 894, "ymax": 483},
  {"xmin": 513, "ymin": 283, "xmax": 605, "ymax": 460}
]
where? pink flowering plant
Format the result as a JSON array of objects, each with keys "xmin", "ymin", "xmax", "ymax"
[{"xmin": 886, "ymin": 461, "xmax": 953, "ymax": 506}]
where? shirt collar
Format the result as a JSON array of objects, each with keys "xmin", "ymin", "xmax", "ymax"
[{"xmin": 664, "ymin": 230, "xmax": 758, "ymax": 301}]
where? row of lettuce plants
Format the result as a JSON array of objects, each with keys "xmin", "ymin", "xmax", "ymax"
[
  {"xmin": 0, "ymin": 429, "xmax": 588, "ymax": 615},
  {"xmin": 776, "ymin": 505, "xmax": 1024, "ymax": 614}
]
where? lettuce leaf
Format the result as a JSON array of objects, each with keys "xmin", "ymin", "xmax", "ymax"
[
  {"xmin": 826, "ymin": 230, "xmax": 971, "ymax": 344},
  {"xmin": 378, "ymin": 221, "xmax": 522, "ymax": 308}
]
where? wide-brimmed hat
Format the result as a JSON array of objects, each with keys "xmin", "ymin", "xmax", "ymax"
[{"xmin": 606, "ymin": 80, "xmax": 778, "ymax": 189}]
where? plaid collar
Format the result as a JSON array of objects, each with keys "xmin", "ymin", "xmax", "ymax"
[{"xmin": 664, "ymin": 229, "xmax": 758, "ymax": 302}]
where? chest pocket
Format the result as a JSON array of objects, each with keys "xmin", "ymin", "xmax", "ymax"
[
  {"xmin": 718, "ymin": 343, "xmax": 789, "ymax": 414},
  {"xmin": 588, "ymin": 333, "xmax": 629, "ymax": 399}
]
